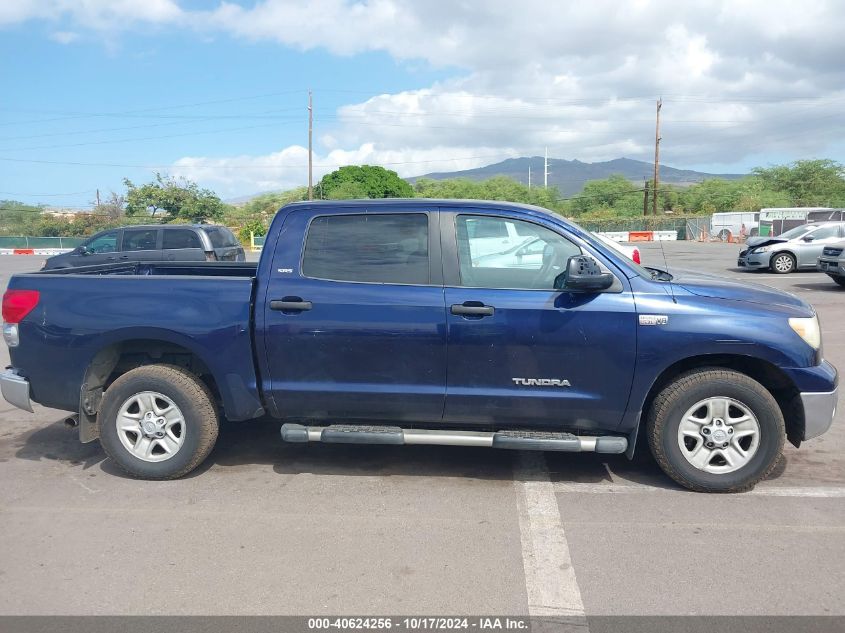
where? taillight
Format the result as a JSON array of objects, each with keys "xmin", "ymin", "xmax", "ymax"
[
  {"xmin": 633, "ymin": 249, "xmax": 641, "ymax": 264},
  {"xmin": 2, "ymin": 289, "xmax": 40, "ymax": 324}
]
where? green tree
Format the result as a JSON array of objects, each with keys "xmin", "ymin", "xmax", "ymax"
[
  {"xmin": 570, "ymin": 175, "xmax": 642, "ymax": 216},
  {"xmin": 124, "ymin": 173, "xmax": 227, "ymax": 222},
  {"xmin": 752, "ymin": 159, "xmax": 845, "ymax": 206},
  {"xmin": 92, "ymin": 191, "xmax": 125, "ymax": 220},
  {"xmin": 315, "ymin": 165, "xmax": 414, "ymax": 199}
]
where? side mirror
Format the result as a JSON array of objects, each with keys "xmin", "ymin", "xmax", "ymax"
[
  {"xmin": 802, "ymin": 235, "xmax": 815, "ymax": 242},
  {"xmin": 555, "ymin": 255, "xmax": 614, "ymax": 292},
  {"xmin": 78, "ymin": 246, "xmax": 91, "ymax": 255}
]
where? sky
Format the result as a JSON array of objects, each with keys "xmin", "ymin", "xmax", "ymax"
[{"xmin": 1, "ymin": 0, "xmax": 844, "ymax": 208}]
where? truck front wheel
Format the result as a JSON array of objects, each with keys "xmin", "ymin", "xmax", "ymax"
[
  {"xmin": 98, "ymin": 364, "xmax": 219, "ymax": 479},
  {"xmin": 646, "ymin": 369, "xmax": 784, "ymax": 492}
]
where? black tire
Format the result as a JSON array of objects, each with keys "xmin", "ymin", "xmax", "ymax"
[
  {"xmin": 98, "ymin": 364, "xmax": 219, "ymax": 479},
  {"xmin": 646, "ymin": 368, "xmax": 784, "ymax": 493},
  {"xmin": 831, "ymin": 276, "xmax": 845, "ymax": 288},
  {"xmin": 770, "ymin": 252, "xmax": 795, "ymax": 274}
]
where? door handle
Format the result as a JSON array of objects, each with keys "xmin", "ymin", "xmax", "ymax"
[
  {"xmin": 271, "ymin": 298, "xmax": 313, "ymax": 312},
  {"xmin": 118, "ymin": 255, "xmax": 130, "ymax": 260},
  {"xmin": 451, "ymin": 303, "xmax": 495, "ymax": 317}
]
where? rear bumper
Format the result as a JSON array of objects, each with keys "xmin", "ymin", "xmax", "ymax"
[
  {"xmin": 0, "ymin": 369, "xmax": 33, "ymax": 413},
  {"xmin": 800, "ymin": 387, "xmax": 838, "ymax": 440}
]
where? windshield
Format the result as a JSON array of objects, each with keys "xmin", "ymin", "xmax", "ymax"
[{"xmin": 779, "ymin": 225, "xmax": 817, "ymax": 240}]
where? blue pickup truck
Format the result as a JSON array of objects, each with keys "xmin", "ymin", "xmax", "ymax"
[{"xmin": 1, "ymin": 200, "xmax": 838, "ymax": 492}]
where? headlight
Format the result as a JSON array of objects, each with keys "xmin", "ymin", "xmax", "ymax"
[
  {"xmin": 789, "ymin": 315, "xmax": 821, "ymax": 350},
  {"xmin": 751, "ymin": 246, "xmax": 772, "ymax": 254}
]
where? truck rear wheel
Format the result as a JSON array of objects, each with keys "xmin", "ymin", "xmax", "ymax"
[
  {"xmin": 98, "ymin": 364, "xmax": 219, "ymax": 479},
  {"xmin": 646, "ymin": 368, "xmax": 784, "ymax": 493}
]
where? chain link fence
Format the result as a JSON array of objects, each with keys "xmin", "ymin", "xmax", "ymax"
[
  {"xmin": 0, "ymin": 236, "xmax": 85, "ymax": 249},
  {"xmin": 577, "ymin": 217, "xmax": 705, "ymax": 240}
]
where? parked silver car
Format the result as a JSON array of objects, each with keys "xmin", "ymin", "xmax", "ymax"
[
  {"xmin": 737, "ymin": 222, "xmax": 845, "ymax": 273},
  {"xmin": 817, "ymin": 242, "xmax": 845, "ymax": 287}
]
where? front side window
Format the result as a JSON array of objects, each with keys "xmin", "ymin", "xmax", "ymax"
[
  {"xmin": 303, "ymin": 213, "xmax": 429, "ymax": 285},
  {"xmin": 809, "ymin": 225, "xmax": 842, "ymax": 240},
  {"xmin": 163, "ymin": 229, "xmax": 202, "ymax": 250},
  {"xmin": 122, "ymin": 229, "xmax": 159, "ymax": 252},
  {"xmin": 86, "ymin": 231, "xmax": 118, "ymax": 254},
  {"xmin": 456, "ymin": 215, "xmax": 581, "ymax": 289}
]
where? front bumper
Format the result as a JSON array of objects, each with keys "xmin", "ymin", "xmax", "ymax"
[
  {"xmin": 0, "ymin": 369, "xmax": 33, "ymax": 413},
  {"xmin": 800, "ymin": 387, "xmax": 838, "ymax": 440},
  {"xmin": 817, "ymin": 258, "xmax": 845, "ymax": 276},
  {"xmin": 737, "ymin": 249, "xmax": 772, "ymax": 268}
]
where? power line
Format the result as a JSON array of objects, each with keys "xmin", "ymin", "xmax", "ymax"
[{"xmin": 0, "ymin": 90, "xmax": 309, "ymax": 127}]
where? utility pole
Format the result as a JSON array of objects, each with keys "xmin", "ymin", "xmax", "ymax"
[
  {"xmin": 307, "ymin": 90, "xmax": 313, "ymax": 201},
  {"xmin": 95, "ymin": 189, "xmax": 100, "ymax": 207},
  {"xmin": 643, "ymin": 180, "xmax": 649, "ymax": 216},
  {"xmin": 528, "ymin": 164, "xmax": 531, "ymax": 189},
  {"xmin": 652, "ymin": 98, "xmax": 662, "ymax": 216},
  {"xmin": 544, "ymin": 147, "xmax": 549, "ymax": 189}
]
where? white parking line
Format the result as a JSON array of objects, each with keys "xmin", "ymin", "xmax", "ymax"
[
  {"xmin": 514, "ymin": 452, "xmax": 587, "ymax": 625},
  {"xmin": 551, "ymin": 481, "xmax": 845, "ymax": 497}
]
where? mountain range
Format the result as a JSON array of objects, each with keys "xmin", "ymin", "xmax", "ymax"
[{"xmin": 410, "ymin": 157, "xmax": 745, "ymax": 197}]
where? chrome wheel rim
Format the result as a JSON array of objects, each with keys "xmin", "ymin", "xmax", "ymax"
[
  {"xmin": 773, "ymin": 254, "xmax": 793, "ymax": 272},
  {"xmin": 677, "ymin": 397, "xmax": 760, "ymax": 474},
  {"xmin": 116, "ymin": 391, "xmax": 186, "ymax": 462}
]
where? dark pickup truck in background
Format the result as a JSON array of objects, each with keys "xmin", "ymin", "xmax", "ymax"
[{"xmin": 1, "ymin": 199, "xmax": 838, "ymax": 492}]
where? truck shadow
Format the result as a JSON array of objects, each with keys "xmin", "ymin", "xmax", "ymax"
[{"xmin": 15, "ymin": 416, "xmax": 788, "ymax": 491}]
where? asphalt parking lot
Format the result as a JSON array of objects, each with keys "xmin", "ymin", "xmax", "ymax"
[{"xmin": 0, "ymin": 242, "xmax": 843, "ymax": 623}]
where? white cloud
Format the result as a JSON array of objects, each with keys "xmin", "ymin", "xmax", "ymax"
[
  {"xmin": 171, "ymin": 143, "xmax": 516, "ymax": 197},
  {"xmin": 48, "ymin": 30, "xmax": 79, "ymax": 44},
  {"xmin": 0, "ymin": 0, "xmax": 182, "ymax": 29},
  {"xmin": 4, "ymin": 0, "xmax": 845, "ymax": 193}
]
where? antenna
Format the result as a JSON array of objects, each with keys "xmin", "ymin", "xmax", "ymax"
[{"xmin": 656, "ymin": 236, "xmax": 677, "ymax": 303}]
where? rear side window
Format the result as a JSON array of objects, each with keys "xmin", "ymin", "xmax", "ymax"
[
  {"xmin": 303, "ymin": 214, "xmax": 429, "ymax": 285},
  {"xmin": 163, "ymin": 229, "xmax": 202, "ymax": 250},
  {"xmin": 122, "ymin": 229, "xmax": 159, "ymax": 252},
  {"xmin": 203, "ymin": 227, "xmax": 238, "ymax": 248}
]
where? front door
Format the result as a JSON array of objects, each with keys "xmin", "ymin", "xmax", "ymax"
[
  {"xmin": 76, "ymin": 229, "xmax": 122, "ymax": 266},
  {"xmin": 262, "ymin": 207, "xmax": 447, "ymax": 423},
  {"xmin": 441, "ymin": 211, "xmax": 637, "ymax": 432}
]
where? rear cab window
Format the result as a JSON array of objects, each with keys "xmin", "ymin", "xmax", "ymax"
[{"xmin": 302, "ymin": 213, "xmax": 429, "ymax": 285}]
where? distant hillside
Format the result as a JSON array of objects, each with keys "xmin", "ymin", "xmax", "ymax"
[{"xmin": 410, "ymin": 157, "xmax": 745, "ymax": 197}]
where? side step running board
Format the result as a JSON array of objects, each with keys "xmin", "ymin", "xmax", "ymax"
[{"xmin": 280, "ymin": 423, "xmax": 627, "ymax": 454}]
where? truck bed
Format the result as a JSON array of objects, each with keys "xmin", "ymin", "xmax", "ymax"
[{"xmin": 7, "ymin": 262, "xmax": 263, "ymax": 420}]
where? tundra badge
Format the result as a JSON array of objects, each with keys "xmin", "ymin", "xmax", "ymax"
[
  {"xmin": 512, "ymin": 378, "xmax": 571, "ymax": 387},
  {"xmin": 639, "ymin": 314, "xmax": 669, "ymax": 326}
]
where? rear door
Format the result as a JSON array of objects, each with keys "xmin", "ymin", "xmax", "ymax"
[
  {"xmin": 796, "ymin": 224, "xmax": 844, "ymax": 267},
  {"xmin": 441, "ymin": 209, "xmax": 637, "ymax": 431},
  {"xmin": 261, "ymin": 206, "xmax": 447, "ymax": 422},
  {"xmin": 162, "ymin": 228, "xmax": 206, "ymax": 261},
  {"xmin": 121, "ymin": 228, "xmax": 162, "ymax": 262}
]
